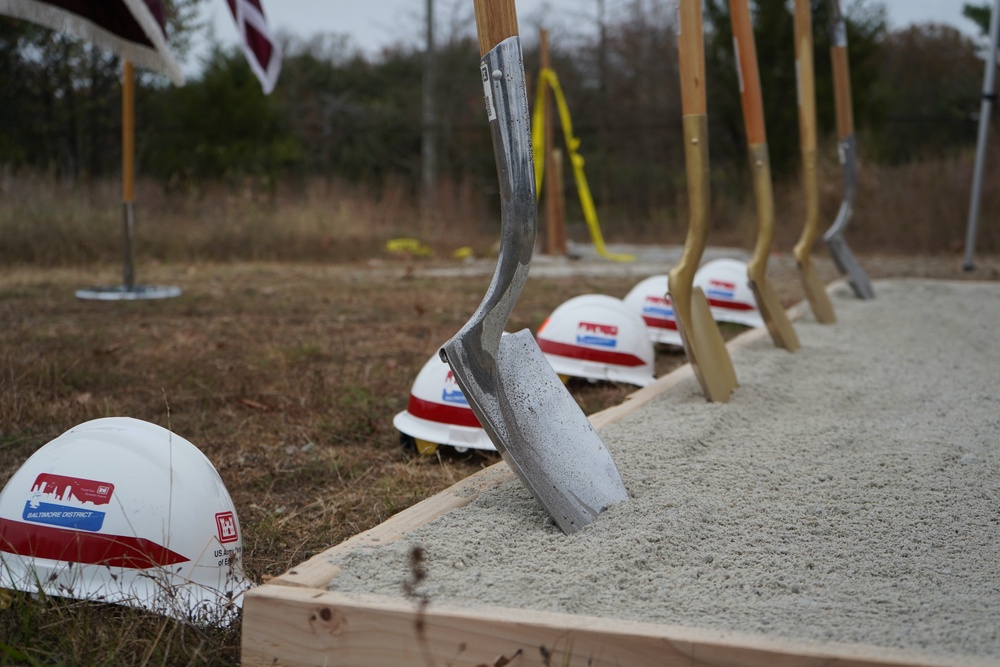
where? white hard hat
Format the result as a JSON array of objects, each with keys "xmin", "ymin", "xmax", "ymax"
[
  {"xmin": 0, "ymin": 417, "xmax": 252, "ymax": 625},
  {"xmin": 622, "ymin": 275, "xmax": 684, "ymax": 347},
  {"xmin": 693, "ymin": 258, "xmax": 764, "ymax": 328},
  {"xmin": 393, "ymin": 349, "xmax": 495, "ymax": 454},
  {"xmin": 537, "ymin": 294, "xmax": 656, "ymax": 387}
]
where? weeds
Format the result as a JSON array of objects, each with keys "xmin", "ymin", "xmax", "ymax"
[
  {"xmin": 0, "ymin": 259, "xmax": 694, "ymax": 664},
  {"xmin": 0, "ymin": 174, "xmax": 498, "ymax": 267},
  {"xmin": 0, "ymin": 590, "xmax": 241, "ymax": 666}
]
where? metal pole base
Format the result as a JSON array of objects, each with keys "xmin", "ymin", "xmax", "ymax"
[{"xmin": 75, "ymin": 285, "xmax": 182, "ymax": 301}]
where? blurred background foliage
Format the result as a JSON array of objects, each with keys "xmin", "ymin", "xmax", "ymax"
[{"xmin": 0, "ymin": 0, "xmax": 990, "ymax": 219}]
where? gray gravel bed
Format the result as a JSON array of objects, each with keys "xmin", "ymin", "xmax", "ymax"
[{"xmin": 328, "ymin": 279, "xmax": 1000, "ymax": 662}]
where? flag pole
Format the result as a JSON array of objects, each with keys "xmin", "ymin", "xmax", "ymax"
[
  {"xmin": 963, "ymin": 0, "xmax": 1000, "ymax": 271},
  {"xmin": 122, "ymin": 59, "xmax": 137, "ymax": 289},
  {"xmin": 75, "ymin": 59, "xmax": 180, "ymax": 300}
]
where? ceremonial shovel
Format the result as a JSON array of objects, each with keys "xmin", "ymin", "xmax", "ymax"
[
  {"xmin": 440, "ymin": 0, "xmax": 628, "ymax": 534},
  {"xmin": 730, "ymin": 0, "xmax": 800, "ymax": 352},
  {"xmin": 667, "ymin": 0, "xmax": 739, "ymax": 402},
  {"xmin": 792, "ymin": 0, "xmax": 837, "ymax": 323},
  {"xmin": 824, "ymin": 0, "xmax": 875, "ymax": 299}
]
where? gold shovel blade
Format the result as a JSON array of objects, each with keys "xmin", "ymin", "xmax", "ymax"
[{"xmin": 799, "ymin": 259, "xmax": 836, "ymax": 324}]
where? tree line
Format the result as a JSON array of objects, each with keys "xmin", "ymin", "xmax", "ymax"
[{"xmin": 0, "ymin": 1, "xmax": 989, "ymax": 219}]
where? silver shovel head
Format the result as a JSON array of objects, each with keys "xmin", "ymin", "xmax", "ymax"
[
  {"xmin": 440, "ymin": 36, "xmax": 628, "ymax": 534},
  {"xmin": 823, "ymin": 129, "xmax": 874, "ymax": 300},
  {"xmin": 444, "ymin": 330, "xmax": 628, "ymax": 534},
  {"xmin": 826, "ymin": 233, "xmax": 874, "ymax": 299}
]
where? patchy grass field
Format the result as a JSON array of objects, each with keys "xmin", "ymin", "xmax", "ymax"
[
  {"xmin": 0, "ymin": 252, "xmax": 997, "ymax": 665},
  {"xmin": 0, "ymin": 257, "xmax": 689, "ymax": 665}
]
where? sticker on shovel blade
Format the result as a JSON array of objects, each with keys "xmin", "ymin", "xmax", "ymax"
[{"xmin": 481, "ymin": 62, "xmax": 497, "ymax": 121}]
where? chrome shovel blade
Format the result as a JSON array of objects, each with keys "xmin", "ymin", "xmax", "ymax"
[
  {"xmin": 824, "ymin": 132, "xmax": 874, "ymax": 300},
  {"xmin": 444, "ymin": 330, "xmax": 628, "ymax": 534},
  {"xmin": 440, "ymin": 36, "xmax": 628, "ymax": 534},
  {"xmin": 826, "ymin": 233, "xmax": 874, "ymax": 299}
]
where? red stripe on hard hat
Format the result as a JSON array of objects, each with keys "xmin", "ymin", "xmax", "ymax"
[
  {"xmin": 407, "ymin": 395, "xmax": 482, "ymax": 429},
  {"xmin": 537, "ymin": 338, "xmax": 647, "ymax": 367},
  {"xmin": 0, "ymin": 519, "xmax": 188, "ymax": 569},
  {"xmin": 642, "ymin": 316, "xmax": 679, "ymax": 331},
  {"xmin": 706, "ymin": 298, "xmax": 755, "ymax": 311}
]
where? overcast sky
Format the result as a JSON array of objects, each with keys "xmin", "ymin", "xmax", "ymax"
[{"xmin": 189, "ymin": 0, "xmax": 981, "ymax": 73}]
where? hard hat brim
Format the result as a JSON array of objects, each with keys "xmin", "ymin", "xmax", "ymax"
[{"xmin": 393, "ymin": 410, "xmax": 496, "ymax": 452}]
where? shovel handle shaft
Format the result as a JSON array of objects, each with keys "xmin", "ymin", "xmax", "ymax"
[
  {"xmin": 794, "ymin": 0, "xmax": 838, "ymax": 326},
  {"xmin": 793, "ymin": 0, "xmax": 817, "ymax": 153},
  {"xmin": 677, "ymin": 0, "xmax": 707, "ymax": 115},
  {"xmin": 729, "ymin": 0, "xmax": 766, "ymax": 146},
  {"xmin": 793, "ymin": 0, "xmax": 820, "ymax": 263},
  {"xmin": 671, "ymin": 114, "xmax": 710, "ymax": 288},
  {"xmin": 671, "ymin": 0, "xmax": 710, "ymax": 290},
  {"xmin": 474, "ymin": 0, "xmax": 519, "ymax": 56},
  {"xmin": 793, "ymin": 149, "xmax": 820, "ymax": 263},
  {"xmin": 730, "ymin": 0, "xmax": 772, "ymax": 279},
  {"xmin": 831, "ymin": 46, "xmax": 854, "ymax": 139},
  {"xmin": 747, "ymin": 143, "xmax": 774, "ymax": 280},
  {"xmin": 828, "ymin": 0, "xmax": 855, "ymax": 139}
]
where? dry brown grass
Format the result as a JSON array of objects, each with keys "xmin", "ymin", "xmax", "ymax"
[
  {"xmin": 0, "ymin": 259, "xmax": 698, "ymax": 665},
  {"xmin": 727, "ymin": 143, "xmax": 1000, "ymax": 256},
  {"xmin": 0, "ymin": 174, "xmax": 498, "ymax": 267},
  {"xmin": 852, "ymin": 148, "xmax": 1000, "ymax": 254},
  {"xmin": 3, "ymin": 143, "xmax": 998, "ymax": 271},
  {"xmin": 1, "ymin": 155, "xmax": 999, "ymax": 664}
]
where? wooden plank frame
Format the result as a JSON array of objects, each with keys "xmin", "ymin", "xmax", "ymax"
[{"xmin": 240, "ymin": 289, "xmax": 987, "ymax": 667}]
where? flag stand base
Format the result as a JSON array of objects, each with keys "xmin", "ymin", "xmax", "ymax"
[{"xmin": 75, "ymin": 285, "xmax": 182, "ymax": 301}]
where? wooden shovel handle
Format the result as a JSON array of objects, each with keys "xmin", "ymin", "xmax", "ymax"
[
  {"xmin": 828, "ymin": 0, "xmax": 855, "ymax": 139},
  {"xmin": 729, "ymin": 0, "xmax": 766, "ymax": 146},
  {"xmin": 677, "ymin": 0, "xmax": 707, "ymax": 115},
  {"xmin": 793, "ymin": 0, "xmax": 817, "ymax": 154},
  {"xmin": 474, "ymin": 0, "xmax": 519, "ymax": 57},
  {"xmin": 793, "ymin": 0, "xmax": 821, "ymax": 263},
  {"xmin": 831, "ymin": 46, "xmax": 854, "ymax": 139},
  {"xmin": 671, "ymin": 0, "xmax": 711, "ymax": 290}
]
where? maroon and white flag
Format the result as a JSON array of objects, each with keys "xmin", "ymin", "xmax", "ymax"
[
  {"xmin": 225, "ymin": 0, "xmax": 281, "ymax": 94},
  {"xmin": 0, "ymin": 0, "xmax": 184, "ymax": 84}
]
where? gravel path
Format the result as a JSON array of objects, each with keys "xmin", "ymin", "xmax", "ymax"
[{"xmin": 328, "ymin": 278, "xmax": 1000, "ymax": 663}]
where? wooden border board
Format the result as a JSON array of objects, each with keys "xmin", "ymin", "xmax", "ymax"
[{"xmin": 241, "ymin": 284, "xmax": 991, "ymax": 667}]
